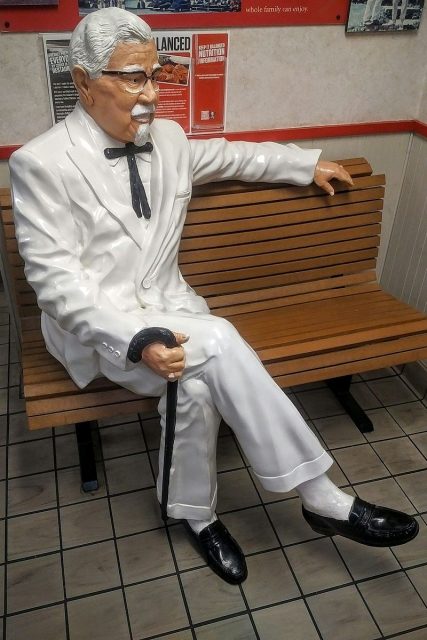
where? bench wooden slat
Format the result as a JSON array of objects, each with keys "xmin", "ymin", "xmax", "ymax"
[
  {"xmin": 208, "ymin": 271, "xmax": 378, "ymax": 308},
  {"xmin": 25, "ymin": 376, "xmax": 127, "ymax": 399},
  {"xmin": 26, "ymin": 398, "xmax": 158, "ymax": 430},
  {"xmin": 24, "ymin": 369, "xmax": 75, "ymax": 385},
  {"xmin": 233, "ymin": 291, "xmax": 418, "ymax": 338},
  {"xmin": 192, "ymin": 257, "xmax": 378, "ymax": 294},
  {"xmin": 182, "ymin": 200, "xmax": 383, "ymax": 238},
  {"xmin": 249, "ymin": 307, "xmax": 425, "ymax": 348},
  {"xmin": 187, "ymin": 185, "xmax": 385, "ymax": 222},
  {"xmin": 181, "ymin": 237, "xmax": 380, "ymax": 274},
  {"xmin": 26, "ymin": 387, "xmax": 143, "ymax": 414},
  {"xmin": 180, "ymin": 224, "xmax": 381, "ymax": 264},
  {"xmin": 190, "ymin": 159, "xmax": 373, "ymax": 198},
  {"xmin": 259, "ymin": 320, "xmax": 427, "ymax": 362},
  {"xmin": 188, "ymin": 174, "xmax": 384, "ymax": 212},
  {"xmin": 266, "ymin": 334, "xmax": 427, "ymax": 377},
  {"xmin": 211, "ymin": 281, "xmax": 381, "ymax": 316},
  {"xmin": 275, "ymin": 349, "xmax": 427, "ymax": 388},
  {"xmin": 180, "ymin": 212, "xmax": 382, "ymax": 251}
]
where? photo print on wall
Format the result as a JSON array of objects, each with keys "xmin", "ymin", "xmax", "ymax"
[
  {"xmin": 79, "ymin": 0, "xmax": 240, "ymax": 14},
  {"xmin": 347, "ymin": 0, "xmax": 424, "ymax": 32},
  {"xmin": 0, "ymin": 0, "xmax": 58, "ymax": 5}
]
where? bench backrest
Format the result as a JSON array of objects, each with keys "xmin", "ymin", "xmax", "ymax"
[
  {"xmin": 187, "ymin": 157, "xmax": 384, "ymax": 317},
  {"xmin": 0, "ymin": 157, "xmax": 384, "ymax": 342}
]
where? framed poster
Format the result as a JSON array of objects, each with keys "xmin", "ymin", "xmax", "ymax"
[
  {"xmin": 346, "ymin": 0, "xmax": 424, "ymax": 32},
  {"xmin": 43, "ymin": 35, "xmax": 79, "ymax": 123},
  {"xmin": 1, "ymin": 0, "xmax": 348, "ymax": 32}
]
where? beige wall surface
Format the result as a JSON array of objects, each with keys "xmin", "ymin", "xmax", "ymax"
[
  {"xmin": 0, "ymin": 33, "xmax": 52, "ymax": 146},
  {"xmin": 226, "ymin": 19, "xmax": 427, "ymax": 132},
  {"xmin": 0, "ymin": 17, "xmax": 427, "ymax": 145}
]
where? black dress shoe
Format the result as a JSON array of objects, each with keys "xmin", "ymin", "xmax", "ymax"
[
  {"xmin": 302, "ymin": 497, "xmax": 419, "ymax": 547},
  {"xmin": 184, "ymin": 520, "xmax": 247, "ymax": 584}
]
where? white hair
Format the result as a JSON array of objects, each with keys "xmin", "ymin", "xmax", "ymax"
[{"xmin": 69, "ymin": 7, "xmax": 153, "ymax": 79}]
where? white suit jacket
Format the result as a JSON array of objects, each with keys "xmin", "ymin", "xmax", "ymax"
[{"xmin": 10, "ymin": 104, "xmax": 321, "ymax": 387}]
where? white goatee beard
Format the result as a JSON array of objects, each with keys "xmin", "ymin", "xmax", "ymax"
[{"xmin": 134, "ymin": 122, "xmax": 151, "ymax": 146}]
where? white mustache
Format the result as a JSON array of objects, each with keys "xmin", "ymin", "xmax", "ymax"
[{"xmin": 131, "ymin": 104, "xmax": 155, "ymax": 117}]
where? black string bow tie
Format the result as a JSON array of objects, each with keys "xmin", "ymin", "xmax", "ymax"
[{"xmin": 104, "ymin": 142, "xmax": 153, "ymax": 220}]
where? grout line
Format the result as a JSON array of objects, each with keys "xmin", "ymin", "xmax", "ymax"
[
  {"xmin": 2, "ymin": 316, "xmax": 10, "ymax": 638},
  {"xmin": 96, "ymin": 422, "xmax": 135, "ymax": 640},
  {"xmin": 52, "ymin": 426, "xmax": 71, "ymax": 640},
  {"xmin": 139, "ymin": 413, "xmax": 197, "ymax": 640}
]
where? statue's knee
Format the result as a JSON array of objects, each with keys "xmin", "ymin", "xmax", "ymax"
[
  {"xmin": 208, "ymin": 317, "xmax": 240, "ymax": 351},
  {"xmin": 182, "ymin": 377, "xmax": 212, "ymax": 404}
]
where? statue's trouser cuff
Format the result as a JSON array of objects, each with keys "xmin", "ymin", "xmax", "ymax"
[
  {"xmin": 162, "ymin": 488, "xmax": 218, "ymax": 521},
  {"xmin": 253, "ymin": 450, "xmax": 333, "ymax": 493}
]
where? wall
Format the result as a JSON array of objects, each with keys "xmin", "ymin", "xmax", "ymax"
[
  {"xmin": 0, "ymin": 18, "xmax": 427, "ymax": 145},
  {"xmin": 226, "ymin": 20, "xmax": 427, "ymax": 131},
  {"xmin": 0, "ymin": 17, "xmax": 426, "ymax": 279}
]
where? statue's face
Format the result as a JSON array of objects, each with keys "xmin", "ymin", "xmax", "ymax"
[{"xmin": 79, "ymin": 40, "xmax": 160, "ymax": 143}]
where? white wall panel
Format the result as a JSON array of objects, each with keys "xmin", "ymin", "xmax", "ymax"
[{"xmin": 381, "ymin": 135, "xmax": 427, "ymax": 313}]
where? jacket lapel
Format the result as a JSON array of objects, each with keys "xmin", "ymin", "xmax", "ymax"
[
  {"xmin": 65, "ymin": 106, "xmax": 144, "ymax": 249},
  {"xmin": 134, "ymin": 122, "xmax": 182, "ymax": 283}
]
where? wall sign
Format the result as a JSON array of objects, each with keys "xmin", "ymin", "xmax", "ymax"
[{"xmin": 1, "ymin": 0, "xmax": 348, "ymax": 32}]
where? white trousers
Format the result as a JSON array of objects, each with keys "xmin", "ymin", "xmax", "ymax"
[{"xmin": 100, "ymin": 312, "xmax": 333, "ymax": 519}]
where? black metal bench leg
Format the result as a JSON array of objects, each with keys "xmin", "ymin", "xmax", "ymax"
[
  {"xmin": 75, "ymin": 421, "xmax": 99, "ymax": 492},
  {"xmin": 326, "ymin": 375, "xmax": 374, "ymax": 433}
]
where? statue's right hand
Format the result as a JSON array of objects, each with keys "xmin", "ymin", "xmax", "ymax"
[{"xmin": 141, "ymin": 332, "xmax": 188, "ymax": 380}]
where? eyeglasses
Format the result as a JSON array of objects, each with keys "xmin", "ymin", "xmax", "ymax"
[{"xmin": 101, "ymin": 69, "xmax": 162, "ymax": 94}]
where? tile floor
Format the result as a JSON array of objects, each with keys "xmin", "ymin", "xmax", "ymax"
[{"xmin": 1, "ymin": 296, "xmax": 427, "ymax": 639}]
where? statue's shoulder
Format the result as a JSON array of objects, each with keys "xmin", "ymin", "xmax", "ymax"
[
  {"xmin": 12, "ymin": 120, "xmax": 69, "ymax": 166},
  {"xmin": 151, "ymin": 117, "xmax": 187, "ymax": 142}
]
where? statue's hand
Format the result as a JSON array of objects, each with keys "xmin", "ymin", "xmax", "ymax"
[
  {"xmin": 142, "ymin": 332, "xmax": 188, "ymax": 381},
  {"xmin": 314, "ymin": 161, "xmax": 354, "ymax": 196}
]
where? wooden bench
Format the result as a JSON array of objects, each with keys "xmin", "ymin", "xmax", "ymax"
[{"xmin": 2, "ymin": 156, "xmax": 427, "ymax": 489}]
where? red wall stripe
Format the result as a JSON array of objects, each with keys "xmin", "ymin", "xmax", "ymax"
[{"xmin": 1, "ymin": 119, "xmax": 426, "ymax": 161}]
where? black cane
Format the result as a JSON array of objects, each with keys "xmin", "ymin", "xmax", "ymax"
[{"xmin": 137, "ymin": 327, "xmax": 179, "ymax": 522}]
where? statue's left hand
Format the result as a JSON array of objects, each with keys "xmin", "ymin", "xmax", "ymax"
[{"xmin": 314, "ymin": 161, "xmax": 354, "ymax": 196}]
